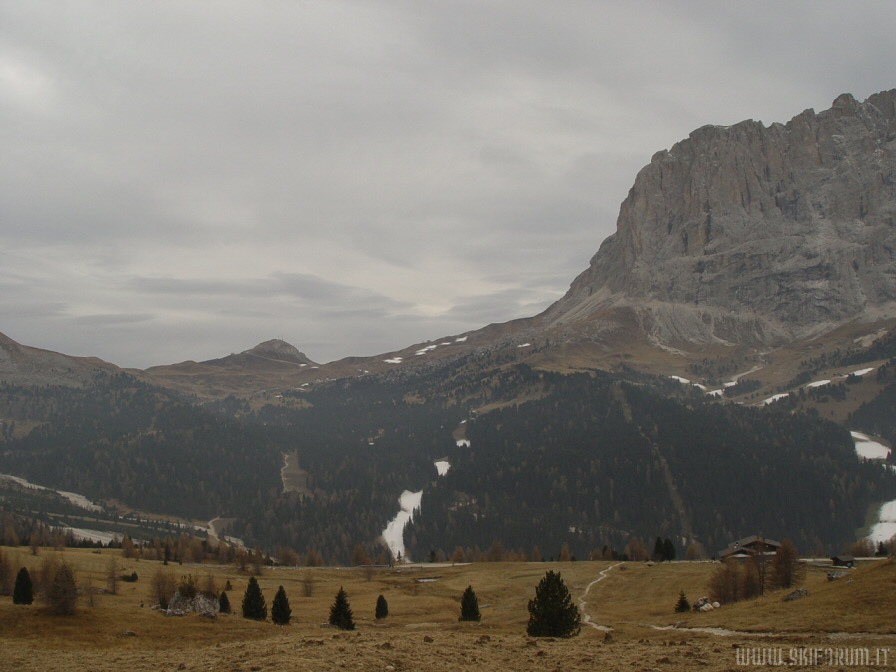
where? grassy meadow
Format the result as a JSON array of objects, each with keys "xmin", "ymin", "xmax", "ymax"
[{"xmin": 1, "ymin": 548, "xmax": 894, "ymax": 671}]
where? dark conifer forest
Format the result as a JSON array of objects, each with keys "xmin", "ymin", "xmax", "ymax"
[{"xmin": 1, "ymin": 361, "xmax": 894, "ymax": 563}]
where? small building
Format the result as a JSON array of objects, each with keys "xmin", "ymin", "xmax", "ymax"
[
  {"xmin": 830, "ymin": 554, "xmax": 855, "ymax": 568},
  {"xmin": 717, "ymin": 535, "xmax": 781, "ymax": 561}
]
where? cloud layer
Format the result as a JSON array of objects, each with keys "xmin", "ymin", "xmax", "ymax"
[{"xmin": 2, "ymin": 1, "xmax": 894, "ymax": 367}]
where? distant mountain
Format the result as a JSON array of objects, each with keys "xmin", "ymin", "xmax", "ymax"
[
  {"xmin": 543, "ymin": 90, "xmax": 896, "ymax": 351},
  {"xmin": 143, "ymin": 339, "xmax": 320, "ymax": 399},
  {"xmin": 0, "ymin": 331, "xmax": 119, "ymax": 387},
  {"xmin": 202, "ymin": 339, "xmax": 318, "ymax": 368}
]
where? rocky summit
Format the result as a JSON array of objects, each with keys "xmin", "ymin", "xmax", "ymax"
[{"xmin": 546, "ymin": 90, "xmax": 896, "ymax": 349}]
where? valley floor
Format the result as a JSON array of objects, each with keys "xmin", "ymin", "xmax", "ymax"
[{"xmin": 1, "ymin": 550, "xmax": 894, "ymax": 671}]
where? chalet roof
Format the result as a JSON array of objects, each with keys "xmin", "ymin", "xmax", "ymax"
[
  {"xmin": 717, "ymin": 535, "xmax": 782, "ymax": 559},
  {"xmin": 730, "ymin": 535, "xmax": 781, "ymax": 549}
]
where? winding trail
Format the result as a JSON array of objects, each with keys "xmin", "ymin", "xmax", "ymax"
[
  {"xmin": 578, "ymin": 562, "xmax": 622, "ymax": 631},
  {"xmin": 576, "ymin": 561, "xmax": 895, "ymax": 642}
]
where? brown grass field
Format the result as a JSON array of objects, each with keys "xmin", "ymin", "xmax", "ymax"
[{"xmin": 1, "ymin": 548, "xmax": 894, "ymax": 671}]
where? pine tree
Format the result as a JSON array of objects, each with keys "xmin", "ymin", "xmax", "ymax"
[
  {"xmin": 241, "ymin": 576, "xmax": 267, "ymax": 621},
  {"xmin": 674, "ymin": 590, "xmax": 690, "ymax": 613},
  {"xmin": 526, "ymin": 570, "xmax": 580, "ymax": 637},
  {"xmin": 271, "ymin": 585, "xmax": 291, "ymax": 625},
  {"xmin": 219, "ymin": 590, "xmax": 231, "ymax": 614},
  {"xmin": 328, "ymin": 586, "xmax": 355, "ymax": 630},
  {"xmin": 13, "ymin": 567, "xmax": 33, "ymax": 605},
  {"xmin": 458, "ymin": 585, "xmax": 481, "ymax": 622},
  {"xmin": 375, "ymin": 594, "xmax": 389, "ymax": 620}
]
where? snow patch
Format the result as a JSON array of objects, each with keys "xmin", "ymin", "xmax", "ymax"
[
  {"xmin": 434, "ymin": 460, "xmax": 450, "ymax": 477},
  {"xmin": 762, "ymin": 393, "xmax": 790, "ymax": 405},
  {"xmin": 851, "ymin": 432, "xmax": 891, "ymax": 461},
  {"xmin": 384, "ymin": 357, "xmax": 403, "ymax": 364},
  {"xmin": 456, "ymin": 439, "xmax": 471, "ymax": 448},
  {"xmin": 807, "ymin": 379, "xmax": 831, "ymax": 388},
  {"xmin": 868, "ymin": 500, "xmax": 896, "ymax": 544},
  {"xmin": 454, "ymin": 336, "xmax": 468, "ymax": 343},
  {"xmin": 849, "ymin": 367, "xmax": 875, "ymax": 377},
  {"xmin": 0, "ymin": 473, "xmax": 103, "ymax": 512},
  {"xmin": 382, "ymin": 490, "xmax": 423, "ymax": 562}
]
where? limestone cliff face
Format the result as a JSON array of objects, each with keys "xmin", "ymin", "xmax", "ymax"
[{"xmin": 548, "ymin": 90, "xmax": 896, "ymax": 346}]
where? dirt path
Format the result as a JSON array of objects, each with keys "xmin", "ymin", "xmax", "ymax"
[{"xmin": 577, "ymin": 562, "xmax": 621, "ymax": 631}]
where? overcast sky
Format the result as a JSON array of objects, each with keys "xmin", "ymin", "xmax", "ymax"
[{"xmin": 2, "ymin": 1, "xmax": 894, "ymax": 368}]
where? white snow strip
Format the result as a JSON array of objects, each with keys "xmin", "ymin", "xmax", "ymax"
[
  {"xmin": 456, "ymin": 439, "xmax": 471, "ymax": 448},
  {"xmin": 0, "ymin": 473, "xmax": 103, "ymax": 512},
  {"xmin": 669, "ymin": 376, "xmax": 691, "ymax": 384},
  {"xmin": 381, "ymin": 490, "xmax": 423, "ymax": 562},
  {"xmin": 517, "ymin": 343, "xmax": 531, "ymax": 348},
  {"xmin": 415, "ymin": 345, "xmax": 438, "ymax": 356},
  {"xmin": 868, "ymin": 500, "xmax": 896, "ymax": 544},
  {"xmin": 707, "ymin": 389, "xmax": 724, "ymax": 398},
  {"xmin": 65, "ymin": 528, "xmax": 120, "ymax": 544},
  {"xmin": 434, "ymin": 460, "xmax": 450, "ymax": 477},
  {"xmin": 384, "ymin": 357, "xmax": 403, "ymax": 364},
  {"xmin": 851, "ymin": 432, "xmax": 891, "ymax": 461},
  {"xmin": 762, "ymin": 393, "xmax": 790, "ymax": 405},
  {"xmin": 850, "ymin": 367, "xmax": 875, "ymax": 377},
  {"xmin": 807, "ymin": 379, "xmax": 831, "ymax": 388},
  {"xmin": 455, "ymin": 336, "xmax": 468, "ymax": 343}
]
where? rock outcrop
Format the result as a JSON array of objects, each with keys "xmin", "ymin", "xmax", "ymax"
[{"xmin": 546, "ymin": 90, "xmax": 896, "ymax": 348}]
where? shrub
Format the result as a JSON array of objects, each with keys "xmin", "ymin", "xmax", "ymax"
[
  {"xmin": 674, "ymin": 590, "xmax": 690, "ymax": 613},
  {"xmin": 526, "ymin": 570, "xmax": 580, "ymax": 637},
  {"xmin": 328, "ymin": 586, "xmax": 355, "ymax": 630},
  {"xmin": 177, "ymin": 574, "xmax": 197, "ymax": 599},
  {"xmin": 150, "ymin": 568, "xmax": 176, "ymax": 609},
  {"xmin": 459, "ymin": 585, "xmax": 481, "ymax": 622},
  {"xmin": 271, "ymin": 585, "xmax": 291, "ymax": 625}
]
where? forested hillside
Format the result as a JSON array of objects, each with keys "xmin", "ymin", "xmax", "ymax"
[
  {"xmin": 1, "ymin": 365, "xmax": 893, "ymax": 563},
  {"xmin": 404, "ymin": 368, "xmax": 896, "ymax": 560},
  {"xmin": 0, "ymin": 375, "xmax": 282, "ymax": 519}
]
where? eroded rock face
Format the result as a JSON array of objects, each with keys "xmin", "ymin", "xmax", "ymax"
[{"xmin": 549, "ymin": 90, "xmax": 896, "ymax": 347}]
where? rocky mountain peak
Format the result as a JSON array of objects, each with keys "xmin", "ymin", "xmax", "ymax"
[
  {"xmin": 546, "ymin": 89, "xmax": 896, "ymax": 347},
  {"xmin": 242, "ymin": 339, "xmax": 316, "ymax": 366}
]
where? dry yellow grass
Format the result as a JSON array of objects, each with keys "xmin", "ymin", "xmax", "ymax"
[{"xmin": 2, "ymin": 549, "xmax": 895, "ymax": 671}]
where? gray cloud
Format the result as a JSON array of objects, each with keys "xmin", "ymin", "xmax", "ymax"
[{"xmin": 2, "ymin": 0, "xmax": 895, "ymax": 367}]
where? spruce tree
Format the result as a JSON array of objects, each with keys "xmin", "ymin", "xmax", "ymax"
[
  {"xmin": 241, "ymin": 576, "xmax": 267, "ymax": 621},
  {"xmin": 674, "ymin": 589, "xmax": 690, "ymax": 613},
  {"xmin": 271, "ymin": 585, "xmax": 291, "ymax": 625},
  {"xmin": 526, "ymin": 570, "xmax": 580, "ymax": 637},
  {"xmin": 328, "ymin": 586, "xmax": 355, "ymax": 630},
  {"xmin": 219, "ymin": 590, "xmax": 231, "ymax": 614},
  {"xmin": 375, "ymin": 594, "xmax": 389, "ymax": 620},
  {"xmin": 13, "ymin": 567, "xmax": 33, "ymax": 605},
  {"xmin": 458, "ymin": 585, "xmax": 481, "ymax": 622}
]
